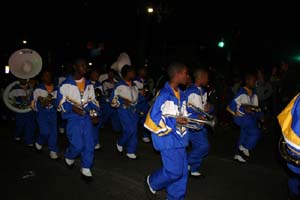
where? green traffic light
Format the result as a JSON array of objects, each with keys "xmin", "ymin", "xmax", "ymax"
[{"xmin": 218, "ymin": 41, "xmax": 225, "ymax": 48}]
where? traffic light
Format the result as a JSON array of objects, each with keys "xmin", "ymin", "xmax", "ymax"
[{"xmin": 218, "ymin": 40, "xmax": 225, "ymax": 48}]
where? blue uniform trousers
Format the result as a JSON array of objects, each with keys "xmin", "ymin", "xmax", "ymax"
[
  {"xmin": 65, "ymin": 117, "xmax": 94, "ymax": 168},
  {"xmin": 36, "ymin": 112, "xmax": 58, "ymax": 152},
  {"xmin": 234, "ymin": 116, "xmax": 260, "ymax": 151},
  {"xmin": 149, "ymin": 148, "xmax": 188, "ymax": 200},
  {"xmin": 188, "ymin": 128, "xmax": 210, "ymax": 173},
  {"xmin": 15, "ymin": 112, "xmax": 36, "ymax": 145},
  {"xmin": 117, "ymin": 109, "xmax": 139, "ymax": 154}
]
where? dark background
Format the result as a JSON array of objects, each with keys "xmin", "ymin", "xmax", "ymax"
[{"xmin": 1, "ymin": 0, "xmax": 300, "ymax": 77}]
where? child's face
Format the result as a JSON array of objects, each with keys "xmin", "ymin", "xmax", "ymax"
[
  {"xmin": 199, "ymin": 72, "xmax": 209, "ymax": 86},
  {"xmin": 42, "ymin": 72, "xmax": 52, "ymax": 84},
  {"xmin": 127, "ymin": 70, "xmax": 136, "ymax": 80},
  {"xmin": 177, "ymin": 67, "xmax": 188, "ymax": 85},
  {"xmin": 246, "ymin": 76, "xmax": 257, "ymax": 89},
  {"xmin": 75, "ymin": 60, "xmax": 87, "ymax": 77},
  {"xmin": 90, "ymin": 71, "xmax": 99, "ymax": 82}
]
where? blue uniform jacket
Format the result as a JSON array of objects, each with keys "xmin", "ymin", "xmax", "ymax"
[
  {"xmin": 144, "ymin": 82, "xmax": 189, "ymax": 151},
  {"xmin": 32, "ymin": 83, "xmax": 58, "ymax": 116},
  {"xmin": 228, "ymin": 87, "xmax": 263, "ymax": 126},
  {"xmin": 57, "ymin": 76, "xmax": 99, "ymax": 120}
]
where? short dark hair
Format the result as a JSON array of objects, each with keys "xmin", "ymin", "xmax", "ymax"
[
  {"xmin": 167, "ymin": 62, "xmax": 186, "ymax": 79},
  {"xmin": 193, "ymin": 68, "xmax": 208, "ymax": 80},
  {"xmin": 121, "ymin": 65, "xmax": 134, "ymax": 78}
]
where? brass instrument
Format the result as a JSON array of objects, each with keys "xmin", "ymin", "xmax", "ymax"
[
  {"xmin": 40, "ymin": 94, "xmax": 55, "ymax": 107},
  {"xmin": 111, "ymin": 95, "xmax": 145, "ymax": 116},
  {"xmin": 278, "ymin": 136, "xmax": 300, "ymax": 166},
  {"xmin": 3, "ymin": 49, "xmax": 42, "ymax": 113},
  {"xmin": 94, "ymin": 88, "xmax": 102, "ymax": 102},
  {"xmin": 163, "ymin": 114, "xmax": 216, "ymax": 130},
  {"xmin": 241, "ymin": 104, "xmax": 261, "ymax": 112},
  {"xmin": 66, "ymin": 97, "xmax": 99, "ymax": 118},
  {"xmin": 188, "ymin": 103, "xmax": 214, "ymax": 120}
]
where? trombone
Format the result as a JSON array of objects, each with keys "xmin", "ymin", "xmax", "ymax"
[
  {"xmin": 188, "ymin": 103, "xmax": 214, "ymax": 120},
  {"xmin": 163, "ymin": 114, "xmax": 216, "ymax": 130}
]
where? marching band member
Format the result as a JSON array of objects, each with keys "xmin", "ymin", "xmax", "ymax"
[
  {"xmin": 110, "ymin": 65, "xmax": 140, "ymax": 160},
  {"xmin": 58, "ymin": 58, "xmax": 100, "ymax": 180},
  {"xmin": 278, "ymin": 94, "xmax": 300, "ymax": 199},
  {"xmin": 134, "ymin": 67, "xmax": 151, "ymax": 143},
  {"xmin": 10, "ymin": 79, "xmax": 36, "ymax": 146},
  {"xmin": 144, "ymin": 62, "xmax": 189, "ymax": 200},
  {"xmin": 101, "ymin": 69, "xmax": 121, "ymax": 132},
  {"xmin": 227, "ymin": 72, "xmax": 263, "ymax": 163},
  {"xmin": 89, "ymin": 69, "xmax": 102, "ymax": 150},
  {"xmin": 32, "ymin": 69, "xmax": 59, "ymax": 159},
  {"xmin": 186, "ymin": 68, "xmax": 212, "ymax": 177}
]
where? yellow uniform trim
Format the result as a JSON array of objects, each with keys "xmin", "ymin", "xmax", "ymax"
[{"xmin": 278, "ymin": 94, "xmax": 300, "ymax": 146}]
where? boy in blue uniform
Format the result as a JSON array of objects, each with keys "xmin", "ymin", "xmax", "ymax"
[
  {"xmin": 278, "ymin": 94, "xmax": 300, "ymax": 199},
  {"xmin": 101, "ymin": 69, "xmax": 121, "ymax": 132},
  {"xmin": 32, "ymin": 70, "xmax": 59, "ymax": 159},
  {"xmin": 144, "ymin": 62, "xmax": 189, "ymax": 200},
  {"xmin": 58, "ymin": 58, "xmax": 100, "ymax": 180},
  {"xmin": 227, "ymin": 73, "xmax": 263, "ymax": 163},
  {"xmin": 186, "ymin": 68, "xmax": 212, "ymax": 177},
  {"xmin": 111, "ymin": 65, "xmax": 140, "ymax": 160},
  {"xmin": 9, "ymin": 79, "xmax": 36, "ymax": 146},
  {"xmin": 134, "ymin": 67, "xmax": 151, "ymax": 143},
  {"xmin": 89, "ymin": 69, "xmax": 102, "ymax": 150}
]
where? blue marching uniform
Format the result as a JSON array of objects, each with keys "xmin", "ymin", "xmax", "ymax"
[
  {"xmin": 228, "ymin": 87, "xmax": 263, "ymax": 152},
  {"xmin": 91, "ymin": 80, "xmax": 102, "ymax": 147},
  {"xmin": 32, "ymin": 84, "xmax": 59, "ymax": 152},
  {"xmin": 134, "ymin": 77, "xmax": 151, "ymax": 140},
  {"xmin": 186, "ymin": 85, "xmax": 212, "ymax": 173},
  {"xmin": 101, "ymin": 78, "xmax": 122, "ymax": 132},
  {"xmin": 144, "ymin": 82, "xmax": 189, "ymax": 200},
  {"xmin": 278, "ymin": 94, "xmax": 300, "ymax": 198},
  {"xmin": 9, "ymin": 84, "xmax": 36, "ymax": 145},
  {"xmin": 110, "ymin": 80, "xmax": 140, "ymax": 154},
  {"xmin": 58, "ymin": 76, "xmax": 99, "ymax": 169}
]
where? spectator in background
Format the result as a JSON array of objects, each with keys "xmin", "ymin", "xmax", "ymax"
[{"xmin": 256, "ymin": 69, "xmax": 272, "ymax": 110}]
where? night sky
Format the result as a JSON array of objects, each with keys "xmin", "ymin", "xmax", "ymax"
[{"xmin": 1, "ymin": 0, "xmax": 300, "ymax": 73}]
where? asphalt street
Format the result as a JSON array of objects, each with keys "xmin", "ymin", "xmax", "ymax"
[{"xmin": 1, "ymin": 120, "xmax": 288, "ymax": 200}]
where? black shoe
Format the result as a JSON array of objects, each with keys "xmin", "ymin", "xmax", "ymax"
[
  {"xmin": 64, "ymin": 158, "xmax": 75, "ymax": 169},
  {"xmin": 144, "ymin": 175, "xmax": 157, "ymax": 200},
  {"xmin": 81, "ymin": 173, "xmax": 93, "ymax": 183},
  {"xmin": 238, "ymin": 149, "xmax": 250, "ymax": 160}
]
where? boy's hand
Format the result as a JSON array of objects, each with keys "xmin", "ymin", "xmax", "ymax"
[
  {"xmin": 72, "ymin": 106, "xmax": 85, "ymax": 116},
  {"xmin": 204, "ymin": 103, "xmax": 212, "ymax": 113},
  {"xmin": 176, "ymin": 117, "xmax": 188, "ymax": 125},
  {"xmin": 244, "ymin": 106, "xmax": 254, "ymax": 114}
]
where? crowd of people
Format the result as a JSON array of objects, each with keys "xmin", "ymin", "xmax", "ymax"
[{"xmin": 1, "ymin": 54, "xmax": 300, "ymax": 199}]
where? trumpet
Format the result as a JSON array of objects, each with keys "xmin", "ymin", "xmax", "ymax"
[
  {"xmin": 66, "ymin": 97, "xmax": 99, "ymax": 118},
  {"xmin": 163, "ymin": 114, "xmax": 216, "ymax": 130},
  {"xmin": 241, "ymin": 104, "xmax": 261, "ymax": 112},
  {"xmin": 188, "ymin": 103, "xmax": 214, "ymax": 120}
]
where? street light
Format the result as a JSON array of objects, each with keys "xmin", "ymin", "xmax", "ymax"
[
  {"xmin": 88, "ymin": 62, "xmax": 93, "ymax": 66},
  {"xmin": 5, "ymin": 65, "xmax": 9, "ymax": 74},
  {"xmin": 147, "ymin": 7, "xmax": 154, "ymax": 13},
  {"xmin": 22, "ymin": 40, "xmax": 27, "ymax": 44}
]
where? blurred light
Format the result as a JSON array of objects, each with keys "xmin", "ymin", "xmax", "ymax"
[
  {"xmin": 22, "ymin": 40, "xmax": 27, "ymax": 44},
  {"xmin": 218, "ymin": 41, "xmax": 225, "ymax": 48},
  {"xmin": 5, "ymin": 65, "xmax": 9, "ymax": 74},
  {"xmin": 88, "ymin": 62, "xmax": 92, "ymax": 66},
  {"xmin": 147, "ymin": 7, "xmax": 154, "ymax": 13}
]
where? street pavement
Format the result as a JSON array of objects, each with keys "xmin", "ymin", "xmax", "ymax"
[{"xmin": 1, "ymin": 121, "xmax": 288, "ymax": 200}]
